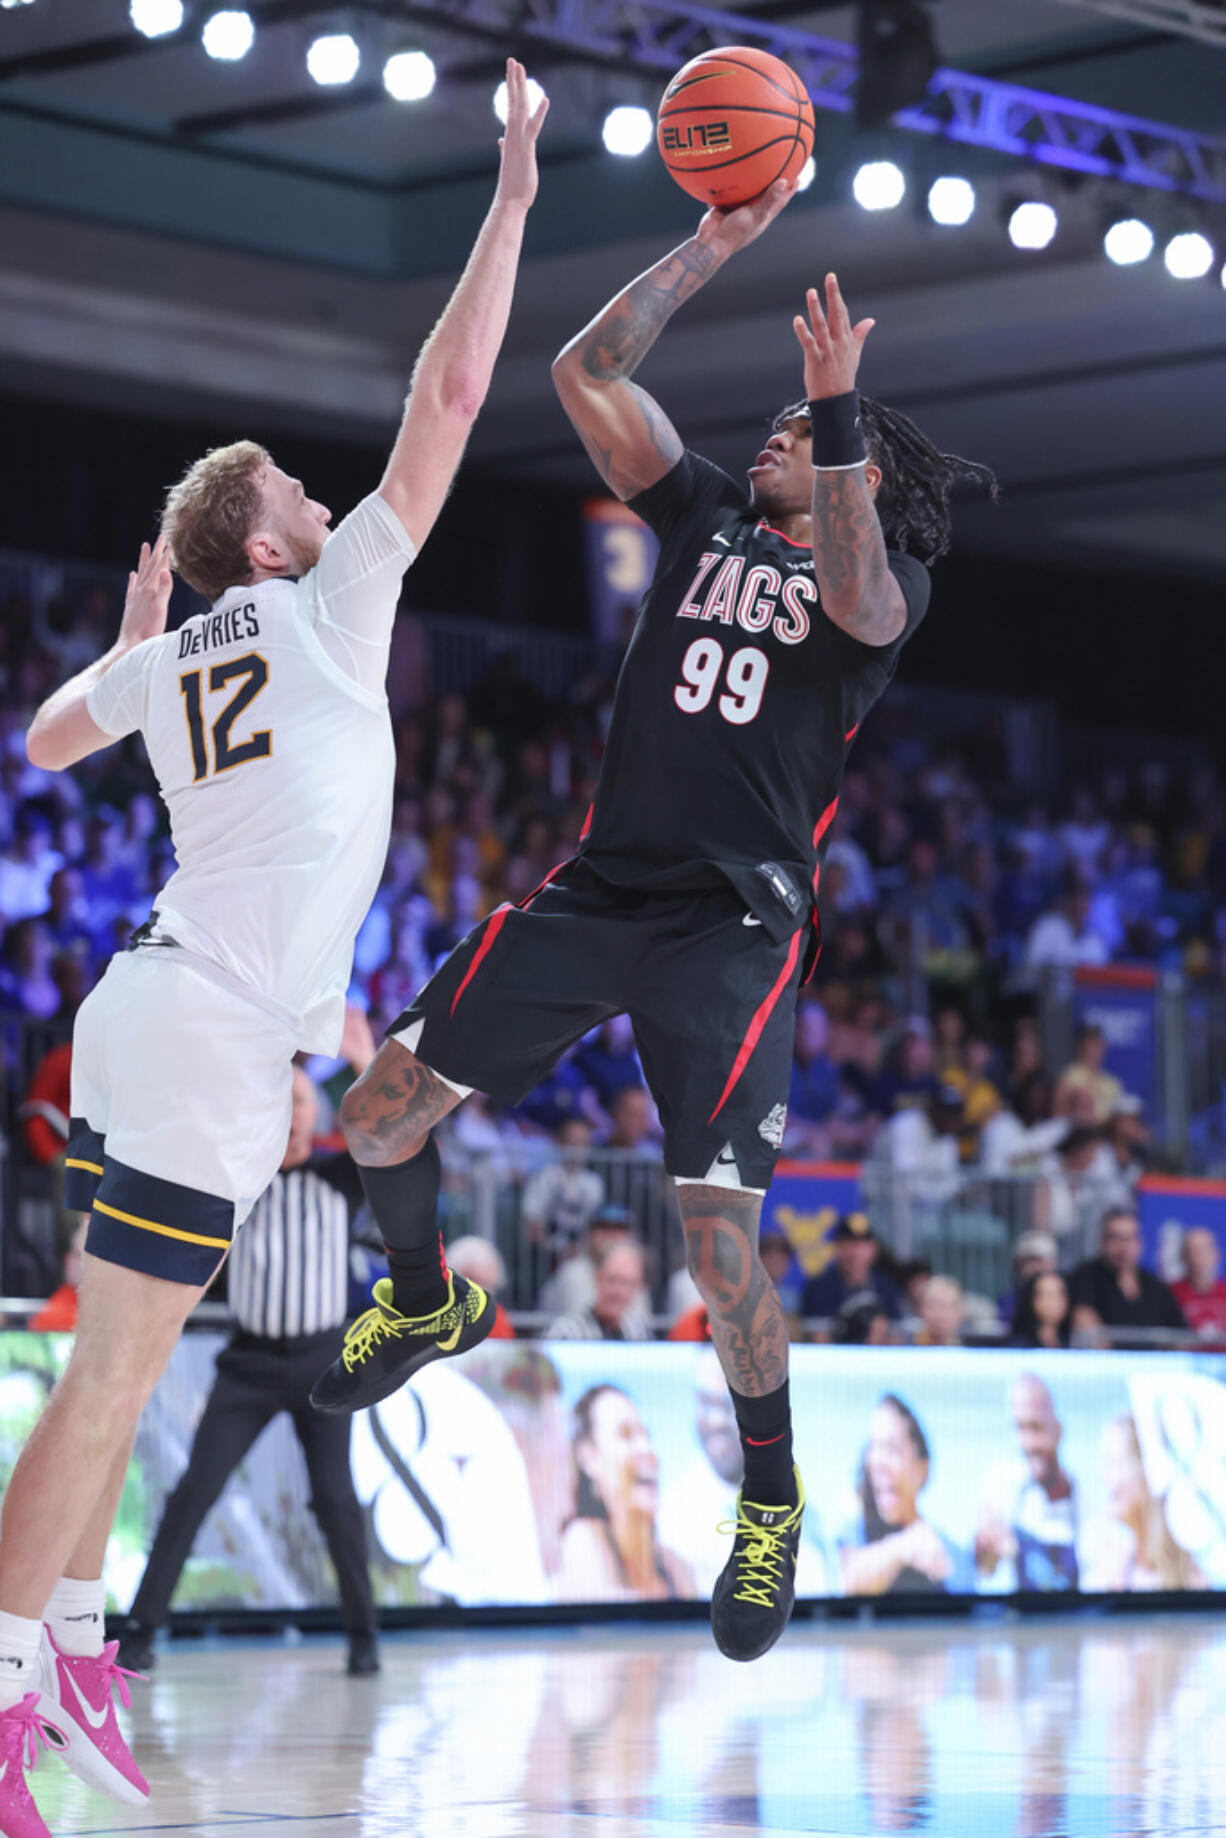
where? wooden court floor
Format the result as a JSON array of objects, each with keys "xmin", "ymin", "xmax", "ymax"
[{"xmin": 30, "ymin": 1614, "xmax": 1226, "ymax": 1836}]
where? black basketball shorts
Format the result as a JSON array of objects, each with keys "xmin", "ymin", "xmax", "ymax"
[{"xmin": 389, "ymin": 862, "xmax": 804, "ymax": 1192}]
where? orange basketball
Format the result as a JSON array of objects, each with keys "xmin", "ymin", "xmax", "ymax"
[{"xmin": 657, "ymin": 45, "xmax": 815, "ymax": 208}]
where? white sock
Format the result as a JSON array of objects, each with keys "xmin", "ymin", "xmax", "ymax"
[
  {"xmin": 0, "ymin": 1610, "xmax": 43, "ymax": 1712},
  {"xmin": 45, "ymin": 1576, "xmax": 106, "ymax": 1659}
]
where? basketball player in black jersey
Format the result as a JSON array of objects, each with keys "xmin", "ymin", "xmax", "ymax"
[{"xmin": 311, "ymin": 176, "xmax": 994, "ymax": 1661}]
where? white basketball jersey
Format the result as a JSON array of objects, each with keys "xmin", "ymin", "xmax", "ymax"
[{"xmin": 87, "ymin": 493, "xmax": 415, "ymax": 1052}]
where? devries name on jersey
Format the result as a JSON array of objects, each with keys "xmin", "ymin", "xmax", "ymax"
[{"xmin": 177, "ymin": 603, "xmax": 261, "ymax": 658}]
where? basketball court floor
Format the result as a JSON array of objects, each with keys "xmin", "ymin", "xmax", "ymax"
[{"xmin": 31, "ymin": 1614, "xmax": 1226, "ymax": 1836}]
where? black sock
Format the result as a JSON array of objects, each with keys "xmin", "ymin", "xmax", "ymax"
[
  {"xmin": 358, "ymin": 1138, "xmax": 449, "ymax": 1316},
  {"xmin": 730, "ymin": 1380, "xmax": 795, "ymax": 1504}
]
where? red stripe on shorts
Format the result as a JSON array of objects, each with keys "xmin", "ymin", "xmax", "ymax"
[
  {"xmin": 708, "ymin": 929, "xmax": 803, "ymax": 1126},
  {"xmin": 450, "ymin": 903, "xmax": 512, "ymax": 1016}
]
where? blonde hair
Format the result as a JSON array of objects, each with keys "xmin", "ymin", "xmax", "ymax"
[{"xmin": 161, "ymin": 440, "xmax": 271, "ymax": 603}]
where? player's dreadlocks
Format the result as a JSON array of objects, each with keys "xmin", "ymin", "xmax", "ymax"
[{"xmin": 772, "ymin": 396, "xmax": 998, "ymax": 565}]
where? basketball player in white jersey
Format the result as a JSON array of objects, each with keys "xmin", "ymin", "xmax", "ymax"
[{"xmin": 0, "ymin": 63, "xmax": 546, "ymax": 1838}]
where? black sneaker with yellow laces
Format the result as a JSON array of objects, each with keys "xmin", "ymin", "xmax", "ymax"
[
  {"xmin": 711, "ymin": 1467, "xmax": 805, "ymax": 1662},
  {"xmin": 310, "ymin": 1273, "xmax": 494, "ymax": 1414}
]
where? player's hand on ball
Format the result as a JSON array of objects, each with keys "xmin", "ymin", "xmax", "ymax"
[
  {"xmin": 496, "ymin": 58, "xmax": 548, "ymax": 211},
  {"xmin": 120, "ymin": 533, "xmax": 173, "ymax": 648},
  {"xmin": 697, "ymin": 175, "xmax": 796, "ymax": 259},
  {"xmin": 793, "ymin": 273, "xmax": 875, "ymax": 400}
]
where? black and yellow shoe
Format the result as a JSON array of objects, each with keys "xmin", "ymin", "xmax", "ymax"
[
  {"xmin": 310, "ymin": 1274, "xmax": 494, "ymax": 1415},
  {"xmin": 711, "ymin": 1467, "xmax": 805, "ymax": 1662}
]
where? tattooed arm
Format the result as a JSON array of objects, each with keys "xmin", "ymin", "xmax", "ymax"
[
  {"xmin": 793, "ymin": 274, "xmax": 907, "ymax": 647},
  {"xmin": 552, "ymin": 178, "xmax": 795, "ymax": 501},
  {"xmin": 810, "ymin": 467, "xmax": 907, "ymax": 645}
]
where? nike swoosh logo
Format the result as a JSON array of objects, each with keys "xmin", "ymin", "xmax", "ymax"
[
  {"xmin": 436, "ymin": 1322, "xmax": 462, "ymax": 1353},
  {"xmin": 742, "ymin": 914, "xmax": 762, "ymax": 927},
  {"xmin": 60, "ymin": 1665, "xmax": 111, "ymax": 1733},
  {"xmin": 716, "ymin": 1150, "xmax": 738, "ymax": 1166},
  {"xmin": 712, "ymin": 533, "xmax": 732, "ymax": 547}
]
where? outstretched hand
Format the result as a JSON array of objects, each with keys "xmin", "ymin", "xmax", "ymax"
[
  {"xmin": 793, "ymin": 272, "xmax": 874, "ymax": 400},
  {"xmin": 119, "ymin": 534, "xmax": 173, "ymax": 649},
  {"xmin": 697, "ymin": 175, "xmax": 797, "ymax": 260},
  {"xmin": 495, "ymin": 58, "xmax": 549, "ymax": 211}
]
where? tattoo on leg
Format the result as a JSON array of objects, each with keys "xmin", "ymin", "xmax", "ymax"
[
  {"xmin": 678, "ymin": 1184, "xmax": 789, "ymax": 1397},
  {"xmin": 341, "ymin": 1048, "xmax": 460, "ymax": 1166}
]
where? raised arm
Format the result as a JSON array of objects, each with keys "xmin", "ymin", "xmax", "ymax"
[
  {"xmin": 377, "ymin": 60, "xmax": 547, "ymax": 550},
  {"xmin": 26, "ymin": 536, "xmax": 172, "ymax": 771},
  {"xmin": 793, "ymin": 273, "xmax": 907, "ymax": 647},
  {"xmin": 552, "ymin": 179, "xmax": 795, "ymax": 501}
]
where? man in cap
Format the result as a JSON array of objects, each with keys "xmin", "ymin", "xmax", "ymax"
[{"xmin": 800, "ymin": 1213, "xmax": 901, "ymax": 1324}]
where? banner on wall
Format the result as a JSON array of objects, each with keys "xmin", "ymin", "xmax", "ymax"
[
  {"xmin": 1137, "ymin": 1174, "xmax": 1226, "ymax": 1284},
  {"xmin": 581, "ymin": 497, "xmax": 658, "ymax": 650},
  {"xmin": 762, "ymin": 1161, "xmax": 862, "ymax": 1277},
  {"xmin": 1072, "ymin": 966, "xmax": 1160, "ymax": 1122},
  {"xmin": 6, "ymin": 1335, "xmax": 1223, "ymax": 1616}
]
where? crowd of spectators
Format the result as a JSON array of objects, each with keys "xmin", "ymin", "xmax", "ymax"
[{"xmin": 5, "ymin": 559, "xmax": 1226, "ymax": 1339}]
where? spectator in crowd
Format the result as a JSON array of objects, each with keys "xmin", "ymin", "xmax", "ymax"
[
  {"xmin": 1010, "ymin": 1272, "xmax": 1073, "ymax": 1349},
  {"xmin": 998, "ymin": 1229, "xmax": 1059, "ymax": 1323},
  {"xmin": 574, "ymin": 1015, "xmax": 642, "ymax": 1113},
  {"xmin": 1024, "ymin": 885, "xmax": 1109, "ymax": 972},
  {"xmin": 869, "ymin": 1021, "xmax": 941, "ymax": 1118},
  {"xmin": 759, "ymin": 1226, "xmax": 805, "ymax": 1319},
  {"xmin": 521, "ymin": 1118, "xmax": 605, "ymax": 1254},
  {"xmin": 1040, "ymin": 1125, "xmax": 1131, "ymax": 1244},
  {"xmin": 556, "ymin": 1384, "xmax": 695, "ymax": 1603},
  {"xmin": 832, "ymin": 1296, "xmax": 892, "ymax": 1345},
  {"xmin": 838, "ymin": 1394, "xmax": 972, "ymax": 1596},
  {"xmin": 0, "ymin": 917, "xmax": 60, "ymax": 1018},
  {"xmin": 445, "ymin": 1237, "xmax": 515, "ymax": 1338},
  {"xmin": 941, "ymin": 1032, "xmax": 1003, "ymax": 1161},
  {"xmin": 1102, "ymin": 1097, "xmax": 1151, "ymax": 1186},
  {"xmin": 1068, "ymin": 1208, "xmax": 1187, "ymax": 1345},
  {"xmin": 915, "ymin": 1275, "xmax": 965, "ymax": 1347},
  {"xmin": 976, "ymin": 1373, "xmax": 1080, "ymax": 1593},
  {"xmin": 980, "ymin": 1074, "xmax": 1067, "ymax": 1176},
  {"xmin": 546, "ymin": 1238, "xmax": 652, "ymax": 1341},
  {"xmin": 1170, "ymin": 1227, "xmax": 1226, "ymax": 1340},
  {"xmin": 599, "ymin": 1084, "xmax": 661, "ymax": 1158},
  {"xmin": 19, "ymin": 1039, "xmax": 72, "ymax": 1167},
  {"xmin": 785, "ymin": 1001, "xmax": 841, "ymax": 1154},
  {"xmin": 801, "ymin": 1214, "xmax": 901, "ymax": 1324},
  {"xmin": 1054, "ymin": 1023, "xmax": 1126, "ymax": 1125},
  {"xmin": 0, "ymin": 805, "xmax": 60, "ymax": 923},
  {"xmin": 39, "ymin": 866, "xmax": 93, "ymax": 961},
  {"xmin": 1082, "ymin": 1413, "xmax": 1203, "ymax": 1592}
]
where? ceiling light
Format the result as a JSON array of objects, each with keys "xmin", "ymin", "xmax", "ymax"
[
  {"xmin": 1164, "ymin": 230, "xmax": 1213, "ymax": 279},
  {"xmin": 130, "ymin": 0, "xmax": 183, "ymax": 35},
  {"xmin": 1103, "ymin": 217, "xmax": 1154, "ymax": 266},
  {"xmin": 307, "ymin": 32, "xmax": 360, "ymax": 87},
  {"xmin": 493, "ymin": 75, "xmax": 546, "ymax": 124},
  {"xmin": 852, "ymin": 160, "xmax": 905, "ymax": 211},
  {"xmin": 602, "ymin": 105, "xmax": 653, "ymax": 157},
  {"xmin": 797, "ymin": 156, "xmax": 816, "ymax": 192},
  {"xmin": 0, "ymin": 1, "xmax": 38, "ymax": 10},
  {"xmin": 1008, "ymin": 200, "xmax": 1057, "ymax": 250},
  {"xmin": 202, "ymin": 10, "xmax": 254, "ymax": 61},
  {"xmin": 383, "ymin": 49, "xmax": 436, "ymax": 102},
  {"xmin": 927, "ymin": 175, "xmax": 975, "ymax": 226}
]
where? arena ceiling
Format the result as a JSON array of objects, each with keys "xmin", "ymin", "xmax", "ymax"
[{"xmin": 1, "ymin": 0, "xmax": 1224, "ymax": 578}]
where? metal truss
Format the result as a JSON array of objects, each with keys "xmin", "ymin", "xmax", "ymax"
[
  {"xmin": 417, "ymin": 0, "xmax": 1226, "ymax": 202},
  {"xmin": 1047, "ymin": 0, "xmax": 1226, "ymax": 49}
]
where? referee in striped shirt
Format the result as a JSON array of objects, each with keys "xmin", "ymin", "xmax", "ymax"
[{"xmin": 118, "ymin": 1058, "xmax": 379, "ymax": 1676}]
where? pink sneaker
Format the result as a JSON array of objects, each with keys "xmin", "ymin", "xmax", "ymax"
[
  {"xmin": 0, "ymin": 1693, "xmax": 68, "ymax": 1838},
  {"xmin": 37, "ymin": 1633, "xmax": 148, "ymax": 1808}
]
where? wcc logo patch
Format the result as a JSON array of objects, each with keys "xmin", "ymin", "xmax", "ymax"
[{"xmin": 758, "ymin": 1103, "xmax": 787, "ymax": 1150}]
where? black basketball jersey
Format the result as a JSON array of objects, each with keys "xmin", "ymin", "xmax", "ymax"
[{"xmin": 579, "ymin": 451, "xmax": 931, "ymax": 944}]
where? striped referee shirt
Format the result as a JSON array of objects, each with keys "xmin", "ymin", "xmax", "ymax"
[{"xmin": 228, "ymin": 1160, "xmax": 354, "ymax": 1339}]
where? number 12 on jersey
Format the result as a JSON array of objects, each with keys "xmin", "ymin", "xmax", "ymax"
[{"xmin": 179, "ymin": 654, "xmax": 272, "ymax": 782}]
